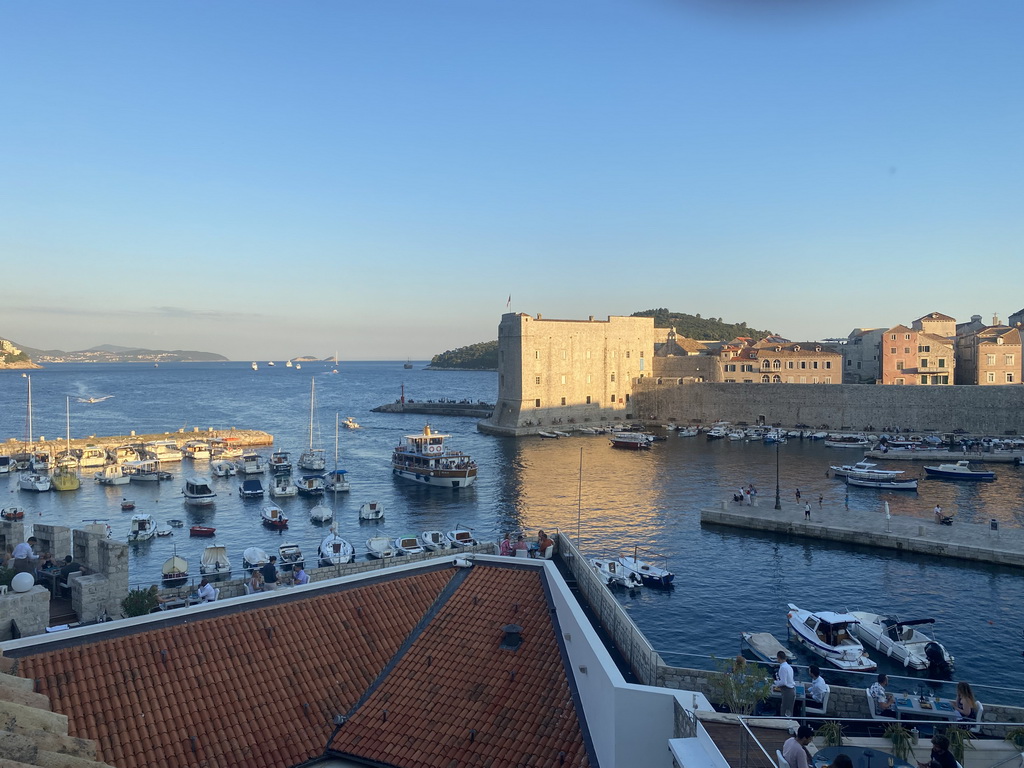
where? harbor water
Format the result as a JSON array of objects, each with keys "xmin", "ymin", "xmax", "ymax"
[{"xmin": 2, "ymin": 362, "xmax": 1022, "ymax": 701}]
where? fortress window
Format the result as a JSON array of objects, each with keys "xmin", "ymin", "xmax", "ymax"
[
  {"xmin": 611, "ymin": 394, "xmax": 616, "ymax": 402},
  {"xmin": 610, "ymin": 373, "xmax": 616, "ymax": 382},
  {"xmin": 535, "ymin": 351, "xmax": 540, "ymax": 359},
  {"xmin": 586, "ymin": 395, "xmax": 592, "ymax": 404},
  {"xmin": 560, "ymin": 375, "xmax": 566, "ymax": 384},
  {"xmin": 586, "ymin": 374, "xmax": 592, "ymax": 384},
  {"xmin": 535, "ymin": 376, "xmax": 541, "ymax": 385},
  {"xmin": 586, "ymin": 350, "xmax": 591, "ymax": 359},
  {"xmin": 626, "ymin": 351, "xmax": 631, "ymax": 358},
  {"xmin": 561, "ymin": 397, "xmax": 566, "ymax": 405},
  {"xmin": 625, "ymin": 394, "xmax": 629, "ymax": 403},
  {"xmin": 535, "ymin": 399, "xmax": 541, "ymax": 407}
]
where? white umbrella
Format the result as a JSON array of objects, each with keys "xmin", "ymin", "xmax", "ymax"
[{"xmin": 884, "ymin": 501, "xmax": 891, "ymax": 519}]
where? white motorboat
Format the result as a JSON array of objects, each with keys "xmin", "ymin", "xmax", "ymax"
[
  {"xmin": 740, "ymin": 631, "xmax": 796, "ymax": 663},
  {"xmin": 18, "ymin": 472, "xmax": 51, "ymax": 492},
  {"xmin": 845, "ymin": 474, "xmax": 918, "ymax": 490},
  {"xmin": 590, "ymin": 557, "xmax": 643, "ymax": 588},
  {"xmin": 251, "ymin": 362, "xmax": 258, "ymax": 371},
  {"xmin": 705, "ymin": 427, "xmax": 729, "ymax": 441},
  {"xmin": 830, "ymin": 460, "xmax": 903, "ymax": 478},
  {"xmin": 0, "ymin": 456, "xmax": 12, "ymax": 474},
  {"xmin": 325, "ymin": 470, "xmax": 350, "ymax": 493},
  {"xmin": 676, "ymin": 427, "xmax": 699, "ymax": 438},
  {"xmin": 107, "ymin": 444, "xmax": 139, "ymax": 463},
  {"xmin": 610, "ymin": 432, "xmax": 653, "ymax": 449},
  {"xmin": 342, "ymin": 416, "xmax": 360, "ymax": 429},
  {"xmin": 238, "ymin": 478, "xmax": 265, "ymax": 499},
  {"xmin": 30, "ymin": 450, "xmax": 52, "ymax": 472},
  {"xmin": 269, "ymin": 450, "xmax": 292, "ymax": 474},
  {"xmin": 538, "ymin": 431, "xmax": 560, "ymax": 439},
  {"xmin": 395, "ymin": 534, "xmax": 425, "ymax": 556},
  {"xmin": 183, "ymin": 440, "xmax": 212, "ymax": 460},
  {"xmin": 824, "ymin": 434, "xmax": 871, "ymax": 448},
  {"xmin": 309, "ymin": 502, "xmax": 333, "ymax": 523},
  {"xmin": 446, "ymin": 528, "xmax": 476, "ymax": 547},
  {"xmin": 278, "ymin": 542, "xmax": 303, "ymax": 571},
  {"xmin": 143, "ymin": 440, "xmax": 184, "ymax": 463},
  {"xmin": 318, "ymin": 525, "xmax": 354, "ymax": 565},
  {"xmin": 391, "ymin": 425, "xmax": 477, "ymax": 488},
  {"xmin": 269, "ymin": 475, "xmax": 298, "ymax": 498},
  {"xmin": 161, "ymin": 553, "xmax": 189, "ymax": 587},
  {"xmin": 125, "ymin": 459, "xmax": 172, "ymax": 482},
  {"xmin": 260, "ymin": 504, "xmax": 288, "ymax": 529},
  {"xmin": 182, "ymin": 475, "xmax": 217, "ymax": 506},
  {"xmin": 242, "ymin": 546, "xmax": 270, "ymax": 571},
  {"xmin": 618, "ymin": 547, "xmax": 674, "ymax": 588},
  {"xmin": 128, "ymin": 513, "xmax": 158, "ymax": 542},
  {"xmin": 200, "ymin": 545, "xmax": 231, "ymax": 578},
  {"xmin": 848, "ymin": 611, "xmax": 955, "ymax": 673},
  {"xmin": 235, "ymin": 452, "xmax": 267, "ymax": 475},
  {"xmin": 298, "ymin": 378, "xmax": 327, "ymax": 471},
  {"xmin": 419, "ymin": 530, "xmax": 448, "ymax": 551},
  {"xmin": 211, "ymin": 459, "xmax": 237, "ymax": 477},
  {"xmin": 297, "ymin": 474, "xmax": 326, "ymax": 496},
  {"xmin": 366, "ymin": 535, "xmax": 396, "ymax": 559},
  {"xmin": 359, "ymin": 501, "xmax": 385, "ymax": 520},
  {"xmin": 78, "ymin": 444, "xmax": 108, "ymax": 468},
  {"xmin": 94, "ymin": 464, "xmax": 131, "ymax": 485},
  {"xmin": 209, "ymin": 439, "xmax": 244, "ymax": 459},
  {"xmin": 786, "ymin": 603, "xmax": 876, "ymax": 671},
  {"xmin": 923, "ymin": 461, "xmax": 996, "ymax": 481}
]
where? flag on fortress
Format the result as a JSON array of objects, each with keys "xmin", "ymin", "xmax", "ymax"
[{"xmin": 506, "ymin": 294, "xmax": 511, "ymax": 309}]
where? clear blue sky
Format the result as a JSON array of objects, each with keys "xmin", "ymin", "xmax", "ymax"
[{"xmin": 2, "ymin": 0, "xmax": 1021, "ymax": 360}]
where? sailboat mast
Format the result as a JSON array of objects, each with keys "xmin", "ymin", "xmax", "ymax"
[
  {"xmin": 66, "ymin": 396, "xmax": 71, "ymax": 450},
  {"xmin": 308, "ymin": 378, "xmax": 315, "ymax": 450},
  {"xmin": 26, "ymin": 375, "xmax": 33, "ymax": 444}
]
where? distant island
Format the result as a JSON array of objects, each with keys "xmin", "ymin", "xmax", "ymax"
[
  {"xmin": 427, "ymin": 309, "xmax": 774, "ymax": 370},
  {"xmin": 4, "ymin": 341, "xmax": 229, "ymax": 366}
]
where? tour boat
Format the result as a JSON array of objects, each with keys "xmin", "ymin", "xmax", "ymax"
[
  {"xmin": 182, "ymin": 475, "xmax": 217, "ymax": 505},
  {"xmin": 161, "ymin": 553, "xmax": 189, "ymax": 587},
  {"xmin": 128, "ymin": 514, "xmax": 158, "ymax": 542},
  {"xmin": 260, "ymin": 504, "xmax": 289, "ymax": 529},
  {"xmin": 391, "ymin": 425, "xmax": 478, "ymax": 488},
  {"xmin": 199, "ymin": 544, "xmax": 231, "ymax": 578},
  {"xmin": 786, "ymin": 603, "xmax": 876, "ymax": 671},
  {"xmin": 94, "ymin": 464, "xmax": 131, "ymax": 485},
  {"xmin": 318, "ymin": 525, "xmax": 354, "ymax": 565},
  {"xmin": 395, "ymin": 534, "xmax": 425, "ymax": 556},
  {"xmin": 446, "ymin": 527, "xmax": 476, "ymax": 547},
  {"xmin": 610, "ymin": 432, "xmax": 653, "ymax": 450},
  {"xmin": 830, "ymin": 460, "xmax": 903, "ymax": 478},
  {"xmin": 269, "ymin": 474, "xmax": 298, "ymax": 498},
  {"xmin": 419, "ymin": 530, "xmax": 448, "ymax": 551},
  {"xmin": 849, "ymin": 611, "xmax": 955, "ymax": 672},
  {"xmin": 923, "ymin": 461, "xmax": 996, "ymax": 481},
  {"xmin": 845, "ymin": 474, "xmax": 919, "ymax": 490},
  {"xmin": 366, "ymin": 535, "xmax": 396, "ymax": 559},
  {"xmin": 359, "ymin": 501, "xmax": 385, "ymax": 520}
]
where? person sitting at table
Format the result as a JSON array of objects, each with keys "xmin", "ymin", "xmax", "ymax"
[
  {"xmin": 196, "ymin": 578, "xmax": 218, "ymax": 603},
  {"xmin": 38, "ymin": 552, "xmax": 56, "ymax": 571},
  {"xmin": 807, "ymin": 665, "xmax": 829, "ymax": 706},
  {"xmin": 498, "ymin": 532, "xmax": 513, "ymax": 557},
  {"xmin": 830, "ymin": 755, "xmax": 853, "ymax": 768},
  {"xmin": 954, "ymin": 680, "xmax": 977, "ymax": 722},
  {"xmin": 12, "ymin": 537, "xmax": 40, "ymax": 577},
  {"xmin": 57, "ymin": 555, "xmax": 83, "ymax": 594},
  {"xmin": 292, "ymin": 564, "xmax": 309, "ymax": 586},
  {"xmin": 869, "ymin": 673, "xmax": 897, "ymax": 717},
  {"xmin": 918, "ymin": 735, "xmax": 956, "ymax": 768},
  {"xmin": 248, "ymin": 570, "xmax": 265, "ymax": 594},
  {"xmin": 513, "ymin": 535, "xmax": 529, "ymax": 556},
  {"xmin": 782, "ymin": 725, "xmax": 815, "ymax": 768},
  {"xmin": 537, "ymin": 531, "xmax": 555, "ymax": 558}
]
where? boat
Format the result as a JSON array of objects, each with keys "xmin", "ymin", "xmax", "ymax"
[
  {"xmin": 309, "ymin": 501, "xmax": 333, "ymax": 523},
  {"xmin": 190, "ymin": 525, "xmax": 217, "ymax": 537},
  {"xmin": 235, "ymin": 452, "xmax": 267, "ymax": 475},
  {"xmin": 617, "ymin": 547, "xmax": 674, "ymax": 588},
  {"xmin": 297, "ymin": 474, "xmax": 326, "ymax": 496},
  {"xmin": 342, "ymin": 417, "xmax": 360, "ymax": 429},
  {"xmin": 51, "ymin": 464, "xmax": 81, "ymax": 492},
  {"xmin": 30, "ymin": 450, "xmax": 52, "ymax": 473},
  {"xmin": 295, "ymin": 363, "xmax": 301, "ymax": 370},
  {"xmin": 182, "ymin": 475, "xmax": 217, "ymax": 505},
  {"xmin": 260, "ymin": 504, "xmax": 288, "ymax": 529},
  {"xmin": 676, "ymin": 427, "xmax": 700, "ymax": 438},
  {"xmin": 128, "ymin": 513, "xmax": 158, "ymax": 542},
  {"xmin": 786, "ymin": 603, "xmax": 876, "ymax": 671},
  {"xmin": 161, "ymin": 553, "xmax": 189, "ymax": 587},
  {"xmin": 199, "ymin": 544, "xmax": 231, "ymax": 578},
  {"xmin": 845, "ymin": 474, "xmax": 919, "ymax": 490},
  {"xmin": 0, "ymin": 507, "xmax": 27, "ymax": 521},
  {"xmin": 251, "ymin": 362, "xmax": 258, "ymax": 371},
  {"xmin": 830, "ymin": 460, "xmax": 904, "ymax": 478},
  {"xmin": 210, "ymin": 459, "xmax": 237, "ymax": 477},
  {"xmin": 269, "ymin": 474, "xmax": 298, "ymax": 498},
  {"xmin": 538, "ymin": 431, "xmax": 560, "ymax": 439},
  {"xmin": 824, "ymin": 434, "xmax": 871, "ymax": 448},
  {"xmin": 404, "ymin": 359, "xmax": 413, "ymax": 369},
  {"xmin": 278, "ymin": 542, "xmax": 303, "ymax": 570},
  {"xmin": 267, "ymin": 361, "xmax": 275, "ymax": 367},
  {"xmin": 359, "ymin": 501, "xmax": 385, "ymax": 520},
  {"xmin": 167, "ymin": 519, "xmax": 184, "ymax": 527},
  {"xmin": 318, "ymin": 525, "xmax": 354, "ymax": 565},
  {"xmin": 142, "ymin": 440, "xmax": 183, "ymax": 463},
  {"xmin": 419, "ymin": 530, "xmax": 448, "ymax": 551},
  {"xmin": 325, "ymin": 413, "xmax": 351, "ymax": 492},
  {"xmin": 209, "ymin": 438, "xmax": 244, "ymax": 459},
  {"xmin": 0, "ymin": 456, "xmax": 12, "ymax": 474},
  {"xmin": 923, "ymin": 461, "xmax": 996, "ymax": 481},
  {"xmin": 286, "ymin": 360, "xmax": 293, "ymax": 368},
  {"xmin": 120, "ymin": 498, "xmax": 136, "ymax": 510},
  {"xmin": 238, "ymin": 478, "xmax": 265, "ymax": 499},
  {"xmin": 391, "ymin": 425, "xmax": 478, "ymax": 488},
  {"xmin": 848, "ymin": 611, "xmax": 955, "ymax": 672},
  {"xmin": 446, "ymin": 528, "xmax": 476, "ymax": 547},
  {"xmin": 94, "ymin": 464, "xmax": 131, "ymax": 485},
  {"xmin": 610, "ymin": 432, "xmax": 653, "ymax": 450},
  {"xmin": 705, "ymin": 427, "xmax": 729, "ymax": 441},
  {"xmin": 242, "ymin": 546, "xmax": 270, "ymax": 570},
  {"xmin": 269, "ymin": 450, "xmax": 292, "ymax": 474},
  {"xmin": 366, "ymin": 535, "xmax": 396, "ymax": 559},
  {"xmin": 298, "ymin": 378, "xmax": 327, "ymax": 471},
  {"xmin": 590, "ymin": 557, "xmax": 643, "ymax": 588},
  {"xmin": 18, "ymin": 472, "xmax": 51, "ymax": 492},
  {"xmin": 183, "ymin": 440, "xmax": 212, "ymax": 460},
  {"xmin": 126, "ymin": 459, "xmax": 172, "ymax": 482},
  {"xmin": 740, "ymin": 631, "xmax": 796, "ymax": 663},
  {"xmin": 155, "ymin": 526, "xmax": 173, "ymax": 537},
  {"xmin": 395, "ymin": 535, "xmax": 425, "ymax": 556}
]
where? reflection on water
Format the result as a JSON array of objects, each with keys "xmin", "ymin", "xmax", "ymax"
[{"xmin": 1, "ymin": 363, "xmax": 1022, "ymax": 696}]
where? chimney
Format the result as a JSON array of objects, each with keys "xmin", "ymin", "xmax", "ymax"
[
  {"xmin": 992, "ymin": 314, "xmax": 1000, "ymax": 326},
  {"xmin": 500, "ymin": 623, "xmax": 523, "ymax": 651}
]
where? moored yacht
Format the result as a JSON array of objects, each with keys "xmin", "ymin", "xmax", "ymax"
[
  {"xmin": 391, "ymin": 425, "xmax": 477, "ymax": 488},
  {"xmin": 183, "ymin": 475, "xmax": 217, "ymax": 505},
  {"xmin": 787, "ymin": 603, "xmax": 876, "ymax": 671}
]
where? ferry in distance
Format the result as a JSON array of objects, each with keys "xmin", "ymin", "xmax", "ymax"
[{"xmin": 78, "ymin": 395, "xmax": 114, "ymax": 404}]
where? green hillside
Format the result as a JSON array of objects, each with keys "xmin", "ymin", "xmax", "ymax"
[{"xmin": 429, "ymin": 341, "xmax": 498, "ymax": 370}]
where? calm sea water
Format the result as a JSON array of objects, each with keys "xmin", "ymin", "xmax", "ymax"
[{"xmin": 2, "ymin": 362, "xmax": 1022, "ymax": 701}]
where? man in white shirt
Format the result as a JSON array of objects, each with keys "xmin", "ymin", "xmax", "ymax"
[
  {"xmin": 12, "ymin": 537, "xmax": 40, "ymax": 576},
  {"xmin": 196, "ymin": 579, "xmax": 217, "ymax": 602},
  {"xmin": 807, "ymin": 665, "xmax": 829, "ymax": 706},
  {"xmin": 782, "ymin": 725, "xmax": 815, "ymax": 768},
  {"xmin": 773, "ymin": 650, "xmax": 796, "ymax": 717},
  {"xmin": 869, "ymin": 673, "xmax": 897, "ymax": 717}
]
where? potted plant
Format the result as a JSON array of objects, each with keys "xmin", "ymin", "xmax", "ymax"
[
  {"xmin": 121, "ymin": 585, "xmax": 159, "ymax": 617},
  {"xmin": 883, "ymin": 722, "xmax": 914, "ymax": 761},
  {"xmin": 945, "ymin": 724, "xmax": 973, "ymax": 763},
  {"xmin": 1005, "ymin": 727, "xmax": 1024, "ymax": 751},
  {"xmin": 817, "ymin": 720, "xmax": 845, "ymax": 747},
  {"xmin": 705, "ymin": 656, "xmax": 774, "ymax": 716}
]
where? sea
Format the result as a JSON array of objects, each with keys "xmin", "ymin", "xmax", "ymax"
[{"xmin": 2, "ymin": 362, "xmax": 1022, "ymax": 704}]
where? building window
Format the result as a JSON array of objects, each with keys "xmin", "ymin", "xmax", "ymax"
[
  {"xmin": 918, "ymin": 345, "xmax": 931, "ymax": 353},
  {"xmin": 535, "ymin": 351, "xmax": 540, "ymax": 360},
  {"xmin": 773, "ymin": 375, "xmax": 781, "ymax": 383},
  {"xmin": 812, "ymin": 376, "xmax": 819, "ymax": 383},
  {"xmin": 799, "ymin": 376, "xmax": 806, "ymax": 383},
  {"xmin": 825, "ymin": 361, "xmax": 832, "ymax": 369},
  {"xmin": 904, "ymin": 347, "xmax": 910, "ymax": 354},
  {"xmin": 1007, "ymin": 373, "xmax": 1015, "ymax": 383},
  {"xmin": 786, "ymin": 376, "xmax": 794, "ymax": 383},
  {"xmin": 812, "ymin": 361, "xmax": 819, "ymax": 369},
  {"xmin": 762, "ymin": 360, "xmax": 771, "ymax": 370},
  {"xmin": 824, "ymin": 377, "xmax": 832, "ymax": 383},
  {"xmin": 857, "ymin": 362, "xmax": 862, "ymax": 369},
  {"xmin": 625, "ymin": 351, "xmax": 631, "ymax": 359},
  {"xmin": 535, "ymin": 376, "xmax": 541, "ymax": 385},
  {"xmin": 890, "ymin": 334, "xmax": 897, "ymax": 340},
  {"xmin": 1006, "ymin": 354, "xmax": 1015, "ymax": 365},
  {"xmin": 986, "ymin": 354, "xmax": 996, "ymax": 365},
  {"xmin": 773, "ymin": 359, "xmax": 781, "ymax": 369},
  {"xmin": 610, "ymin": 372, "xmax": 616, "ymax": 382},
  {"xmin": 639, "ymin": 351, "xmax": 644, "ymax": 358},
  {"xmin": 586, "ymin": 350, "xmax": 591, "ymax": 359},
  {"xmin": 560, "ymin": 397, "xmax": 566, "ymax": 405},
  {"xmin": 586, "ymin": 395, "xmax": 591, "ymax": 404},
  {"xmin": 639, "ymin": 358, "xmax": 645, "ymax": 371},
  {"xmin": 896, "ymin": 361, "xmax": 904, "ymax": 370},
  {"xmin": 610, "ymin": 394, "xmax": 616, "ymax": 402},
  {"xmin": 762, "ymin": 374, "xmax": 770, "ymax": 383},
  {"xmin": 846, "ymin": 359, "xmax": 852, "ymax": 366},
  {"xmin": 625, "ymin": 394, "xmax": 630, "ymax": 403},
  {"xmin": 800, "ymin": 361, "xmax": 807, "ymax": 369},
  {"xmin": 895, "ymin": 378, "xmax": 905, "ymax": 385},
  {"xmin": 500, "ymin": 375, "xmax": 504, "ymax": 387},
  {"xmin": 920, "ymin": 359, "xmax": 928, "ymax": 368},
  {"xmin": 905, "ymin": 334, "xmax": 911, "ymax": 340},
  {"xmin": 535, "ymin": 399, "xmax": 541, "ymax": 407},
  {"xmin": 921, "ymin": 376, "xmax": 929, "ymax": 384},
  {"xmin": 938, "ymin": 358, "xmax": 946, "ymax": 368},
  {"xmin": 560, "ymin": 375, "xmax": 566, "ymax": 384},
  {"xmin": 987, "ymin": 372, "xmax": 995, "ymax": 383},
  {"xmin": 787, "ymin": 361, "xmax": 794, "ymax": 369},
  {"xmin": 890, "ymin": 347, "xmax": 897, "ymax": 354}
]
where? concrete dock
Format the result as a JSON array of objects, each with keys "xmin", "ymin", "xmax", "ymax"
[
  {"xmin": 0, "ymin": 428, "xmax": 274, "ymax": 457},
  {"xmin": 701, "ymin": 500, "xmax": 1024, "ymax": 568}
]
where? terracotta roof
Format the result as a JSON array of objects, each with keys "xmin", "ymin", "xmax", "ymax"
[
  {"xmin": 915, "ymin": 311, "xmax": 955, "ymax": 322},
  {"xmin": 11, "ymin": 562, "xmax": 592, "ymax": 768}
]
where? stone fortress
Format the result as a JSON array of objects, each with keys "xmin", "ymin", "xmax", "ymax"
[{"xmin": 478, "ymin": 311, "xmax": 1024, "ymax": 437}]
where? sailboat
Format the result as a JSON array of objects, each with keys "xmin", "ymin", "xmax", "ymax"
[
  {"xmin": 325, "ymin": 413, "xmax": 351, "ymax": 493},
  {"xmin": 404, "ymin": 358, "xmax": 413, "ymax": 369},
  {"xmin": 298, "ymin": 378, "xmax": 326, "ymax": 471},
  {"xmin": 51, "ymin": 397, "xmax": 81, "ymax": 491}
]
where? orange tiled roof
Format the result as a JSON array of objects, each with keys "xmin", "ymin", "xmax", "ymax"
[{"xmin": 13, "ymin": 563, "xmax": 592, "ymax": 768}]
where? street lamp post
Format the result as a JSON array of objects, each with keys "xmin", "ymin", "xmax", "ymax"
[{"xmin": 774, "ymin": 437, "xmax": 782, "ymax": 510}]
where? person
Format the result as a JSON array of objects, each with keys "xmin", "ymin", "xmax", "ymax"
[
  {"xmin": 804, "ymin": 502, "xmax": 811, "ymax": 520},
  {"xmin": 782, "ymin": 725, "xmax": 815, "ymax": 768},
  {"xmin": 795, "ymin": 488, "xmax": 801, "ymax": 501},
  {"xmin": 954, "ymin": 680, "xmax": 978, "ymax": 722},
  {"xmin": 38, "ymin": 552, "xmax": 56, "ymax": 571},
  {"xmin": 12, "ymin": 537, "xmax": 40, "ymax": 576},
  {"xmin": 934, "ymin": 505, "xmax": 943, "ymax": 522},
  {"xmin": 292, "ymin": 564, "xmax": 309, "ymax": 586},
  {"xmin": 831, "ymin": 755, "xmax": 853, "ymax": 768},
  {"xmin": 499, "ymin": 532, "xmax": 513, "ymax": 557},
  {"xmin": 818, "ymin": 494, "xmax": 823, "ymax": 508},
  {"xmin": 537, "ymin": 530, "xmax": 555, "ymax": 558},
  {"xmin": 773, "ymin": 650, "xmax": 796, "ymax": 717},
  {"xmin": 918, "ymin": 735, "xmax": 957, "ymax": 768},
  {"xmin": 513, "ymin": 535, "xmax": 529, "ymax": 555},
  {"xmin": 249, "ymin": 569, "xmax": 265, "ymax": 593},
  {"xmin": 261, "ymin": 556, "xmax": 278, "ymax": 590},
  {"xmin": 196, "ymin": 578, "xmax": 217, "ymax": 602},
  {"xmin": 807, "ymin": 665, "xmax": 829, "ymax": 706},
  {"xmin": 58, "ymin": 554, "xmax": 83, "ymax": 590},
  {"xmin": 868, "ymin": 673, "xmax": 897, "ymax": 717}
]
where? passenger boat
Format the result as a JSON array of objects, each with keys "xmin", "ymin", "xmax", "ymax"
[
  {"xmin": 142, "ymin": 440, "xmax": 183, "ymax": 463},
  {"xmin": 318, "ymin": 525, "xmax": 354, "ymax": 565},
  {"xmin": 786, "ymin": 603, "xmax": 876, "ymax": 671},
  {"xmin": 238, "ymin": 478, "xmax": 265, "ymax": 499},
  {"xmin": 740, "ymin": 631, "xmax": 796, "ymax": 663},
  {"xmin": 18, "ymin": 472, "xmax": 51, "ymax": 492},
  {"xmin": 391, "ymin": 425, "xmax": 478, "ymax": 488},
  {"xmin": 210, "ymin": 459, "xmax": 237, "ymax": 477},
  {"xmin": 845, "ymin": 474, "xmax": 919, "ymax": 490},
  {"xmin": 77, "ymin": 445, "xmax": 108, "ymax": 468},
  {"xmin": 298, "ymin": 378, "xmax": 327, "ymax": 471},
  {"xmin": 269, "ymin": 450, "xmax": 292, "ymax": 474},
  {"xmin": 278, "ymin": 542, "xmax": 303, "ymax": 570},
  {"xmin": 923, "ymin": 461, "xmax": 996, "ymax": 481},
  {"xmin": 395, "ymin": 534, "xmax": 425, "ymax": 556},
  {"xmin": 617, "ymin": 547, "xmax": 674, "ymax": 588},
  {"xmin": 309, "ymin": 502, "xmax": 333, "ymax": 523},
  {"xmin": 260, "ymin": 504, "xmax": 288, "ymax": 529},
  {"xmin": 190, "ymin": 525, "xmax": 217, "ymax": 537},
  {"xmin": 359, "ymin": 501, "xmax": 385, "ymax": 520},
  {"xmin": 610, "ymin": 432, "xmax": 653, "ymax": 449},
  {"xmin": 161, "ymin": 553, "xmax": 189, "ymax": 587},
  {"xmin": 242, "ymin": 546, "xmax": 270, "ymax": 571},
  {"xmin": 235, "ymin": 452, "xmax": 267, "ymax": 475},
  {"xmin": 199, "ymin": 544, "xmax": 231, "ymax": 578},
  {"xmin": 94, "ymin": 464, "xmax": 131, "ymax": 485},
  {"xmin": 0, "ymin": 507, "xmax": 26, "ymax": 520},
  {"xmin": 848, "ymin": 611, "xmax": 955, "ymax": 672},
  {"xmin": 366, "ymin": 535, "xmax": 396, "ymax": 559},
  {"xmin": 419, "ymin": 530, "xmax": 448, "ymax": 551},
  {"xmin": 126, "ymin": 459, "xmax": 172, "ymax": 482},
  {"xmin": 830, "ymin": 460, "xmax": 903, "ymax": 478},
  {"xmin": 590, "ymin": 557, "xmax": 643, "ymax": 588},
  {"xmin": 269, "ymin": 475, "xmax": 298, "ymax": 498},
  {"xmin": 296, "ymin": 474, "xmax": 326, "ymax": 496},
  {"xmin": 182, "ymin": 475, "xmax": 217, "ymax": 505},
  {"xmin": 446, "ymin": 528, "xmax": 476, "ymax": 547},
  {"xmin": 824, "ymin": 434, "xmax": 871, "ymax": 448},
  {"xmin": 128, "ymin": 514, "xmax": 158, "ymax": 542},
  {"xmin": 183, "ymin": 440, "xmax": 212, "ymax": 460}
]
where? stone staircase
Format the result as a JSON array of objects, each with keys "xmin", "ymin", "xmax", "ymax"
[{"xmin": 0, "ymin": 652, "xmax": 116, "ymax": 768}]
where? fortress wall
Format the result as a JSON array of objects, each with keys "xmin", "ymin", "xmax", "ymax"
[{"xmin": 633, "ymin": 381, "xmax": 1024, "ymax": 434}]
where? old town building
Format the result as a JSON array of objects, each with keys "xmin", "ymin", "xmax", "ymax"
[{"xmin": 955, "ymin": 322, "xmax": 1022, "ymax": 385}]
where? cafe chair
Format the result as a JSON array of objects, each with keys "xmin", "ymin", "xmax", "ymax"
[
  {"xmin": 805, "ymin": 689, "xmax": 830, "ymax": 716},
  {"xmin": 514, "ymin": 548, "xmax": 531, "ymax": 559},
  {"xmin": 776, "ymin": 750, "xmax": 792, "ymax": 768},
  {"xmin": 865, "ymin": 688, "xmax": 897, "ymax": 721},
  {"xmin": 968, "ymin": 701, "xmax": 984, "ymax": 734}
]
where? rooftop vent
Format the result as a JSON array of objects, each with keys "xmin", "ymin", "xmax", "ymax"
[{"xmin": 500, "ymin": 623, "xmax": 523, "ymax": 651}]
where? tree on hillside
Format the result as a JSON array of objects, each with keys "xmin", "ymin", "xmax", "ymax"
[{"xmin": 631, "ymin": 309, "xmax": 771, "ymax": 341}]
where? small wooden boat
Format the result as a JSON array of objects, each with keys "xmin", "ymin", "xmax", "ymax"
[
  {"xmin": 260, "ymin": 504, "xmax": 288, "ymax": 530},
  {"xmin": 156, "ymin": 526, "xmax": 173, "ymax": 537},
  {"xmin": 120, "ymin": 498, "xmax": 136, "ymax": 511},
  {"xmin": 242, "ymin": 546, "xmax": 270, "ymax": 570},
  {"xmin": 741, "ymin": 631, "xmax": 796, "ymax": 663},
  {"xmin": 167, "ymin": 519, "xmax": 184, "ymax": 527},
  {"xmin": 190, "ymin": 525, "xmax": 217, "ymax": 537},
  {"xmin": 419, "ymin": 530, "xmax": 448, "ymax": 551},
  {"xmin": 446, "ymin": 528, "xmax": 476, "ymax": 547},
  {"xmin": 309, "ymin": 502, "xmax": 333, "ymax": 524},
  {"xmin": 395, "ymin": 535, "xmax": 424, "ymax": 556},
  {"xmin": 161, "ymin": 553, "xmax": 189, "ymax": 587},
  {"xmin": 845, "ymin": 474, "xmax": 919, "ymax": 490},
  {"xmin": 366, "ymin": 535, "xmax": 396, "ymax": 559},
  {"xmin": 199, "ymin": 544, "xmax": 231, "ymax": 578},
  {"xmin": 0, "ymin": 507, "xmax": 26, "ymax": 520},
  {"xmin": 359, "ymin": 501, "xmax": 385, "ymax": 521},
  {"xmin": 278, "ymin": 542, "xmax": 303, "ymax": 570}
]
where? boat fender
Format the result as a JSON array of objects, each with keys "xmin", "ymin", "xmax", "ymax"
[{"xmin": 452, "ymin": 557, "xmax": 473, "ymax": 568}]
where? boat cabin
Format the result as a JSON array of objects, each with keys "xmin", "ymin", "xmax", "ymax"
[{"xmin": 802, "ymin": 611, "xmax": 858, "ymax": 646}]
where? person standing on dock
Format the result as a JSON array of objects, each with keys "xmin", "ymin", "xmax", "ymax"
[
  {"xmin": 804, "ymin": 502, "xmax": 811, "ymax": 520},
  {"xmin": 795, "ymin": 488, "xmax": 801, "ymax": 501}
]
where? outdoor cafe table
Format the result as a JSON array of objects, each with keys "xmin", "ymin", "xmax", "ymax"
[
  {"xmin": 893, "ymin": 696, "xmax": 960, "ymax": 723},
  {"xmin": 813, "ymin": 746, "xmax": 914, "ymax": 768},
  {"xmin": 768, "ymin": 683, "xmax": 808, "ymax": 716}
]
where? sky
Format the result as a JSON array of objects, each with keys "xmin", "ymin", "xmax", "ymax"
[{"xmin": 2, "ymin": 0, "xmax": 1021, "ymax": 361}]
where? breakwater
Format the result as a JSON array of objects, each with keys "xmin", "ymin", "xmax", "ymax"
[
  {"xmin": 372, "ymin": 400, "xmax": 493, "ymax": 418},
  {"xmin": 0, "ymin": 428, "xmax": 274, "ymax": 457}
]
